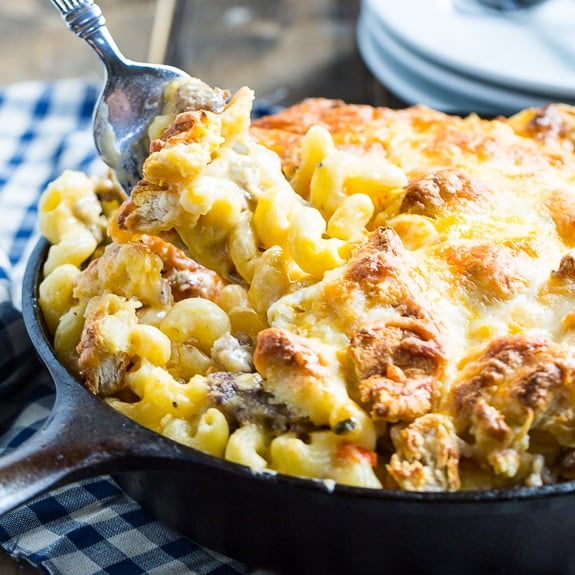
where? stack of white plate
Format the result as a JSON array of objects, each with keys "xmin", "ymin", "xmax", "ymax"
[{"xmin": 357, "ymin": 0, "xmax": 575, "ymax": 116}]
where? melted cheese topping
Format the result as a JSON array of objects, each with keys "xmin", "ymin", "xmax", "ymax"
[
  {"xmin": 253, "ymin": 100, "xmax": 575, "ymax": 489},
  {"xmin": 261, "ymin": 102, "xmax": 575, "ymax": 360}
]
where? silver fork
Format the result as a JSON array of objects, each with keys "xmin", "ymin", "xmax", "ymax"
[{"xmin": 50, "ymin": 0, "xmax": 191, "ymax": 192}]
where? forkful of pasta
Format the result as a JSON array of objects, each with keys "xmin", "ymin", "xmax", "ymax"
[{"xmin": 50, "ymin": 0, "xmax": 222, "ymax": 193}]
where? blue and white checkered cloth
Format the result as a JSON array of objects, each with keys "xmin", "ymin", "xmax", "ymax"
[{"xmin": 0, "ymin": 78, "xmax": 252, "ymax": 575}]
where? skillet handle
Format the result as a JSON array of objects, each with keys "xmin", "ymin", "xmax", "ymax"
[
  {"xmin": 0, "ymin": 396, "xmax": 95, "ymax": 516},
  {"xmin": 0, "ymin": 372, "xmax": 195, "ymax": 517}
]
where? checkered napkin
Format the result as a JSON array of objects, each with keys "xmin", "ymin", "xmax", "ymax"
[{"xmin": 0, "ymin": 78, "xmax": 250, "ymax": 575}]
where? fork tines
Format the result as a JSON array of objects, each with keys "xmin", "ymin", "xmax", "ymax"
[{"xmin": 50, "ymin": 0, "xmax": 94, "ymax": 14}]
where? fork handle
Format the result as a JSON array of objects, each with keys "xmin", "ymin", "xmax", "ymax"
[{"xmin": 50, "ymin": 0, "xmax": 127, "ymax": 71}]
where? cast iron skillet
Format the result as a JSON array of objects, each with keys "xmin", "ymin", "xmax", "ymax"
[{"xmin": 3, "ymin": 237, "xmax": 575, "ymax": 575}]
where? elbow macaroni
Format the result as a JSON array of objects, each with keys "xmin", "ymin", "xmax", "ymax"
[
  {"xmin": 160, "ymin": 298, "xmax": 231, "ymax": 353},
  {"xmin": 225, "ymin": 424, "xmax": 269, "ymax": 471},
  {"xmin": 39, "ymin": 171, "xmax": 106, "ymax": 274}
]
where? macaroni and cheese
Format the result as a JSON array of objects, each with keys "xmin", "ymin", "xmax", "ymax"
[{"xmin": 37, "ymin": 77, "xmax": 575, "ymax": 491}]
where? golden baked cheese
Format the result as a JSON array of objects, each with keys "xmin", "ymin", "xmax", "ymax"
[{"xmin": 37, "ymin": 78, "xmax": 575, "ymax": 491}]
